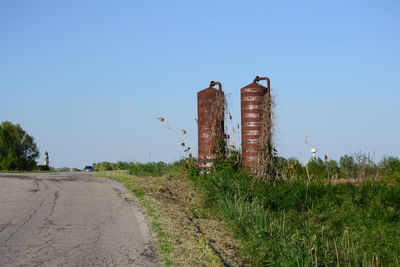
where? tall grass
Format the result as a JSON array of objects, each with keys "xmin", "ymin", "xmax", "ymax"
[{"xmin": 191, "ymin": 167, "xmax": 400, "ymax": 266}]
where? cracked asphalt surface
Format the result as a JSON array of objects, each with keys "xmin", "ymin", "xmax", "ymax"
[{"xmin": 0, "ymin": 172, "xmax": 159, "ymax": 267}]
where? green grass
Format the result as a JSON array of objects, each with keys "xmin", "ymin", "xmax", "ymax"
[{"xmin": 191, "ymin": 168, "xmax": 400, "ymax": 266}]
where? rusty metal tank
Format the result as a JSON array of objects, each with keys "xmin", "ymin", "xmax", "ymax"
[
  {"xmin": 241, "ymin": 76, "xmax": 272, "ymax": 171},
  {"xmin": 197, "ymin": 81, "xmax": 225, "ymax": 168}
]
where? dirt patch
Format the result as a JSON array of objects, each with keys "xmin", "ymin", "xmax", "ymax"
[{"xmin": 330, "ymin": 178, "xmax": 361, "ymax": 185}]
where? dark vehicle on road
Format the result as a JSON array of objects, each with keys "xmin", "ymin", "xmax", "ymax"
[{"xmin": 83, "ymin": 166, "xmax": 94, "ymax": 172}]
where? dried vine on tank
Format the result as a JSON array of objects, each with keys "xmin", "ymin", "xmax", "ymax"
[
  {"xmin": 204, "ymin": 85, "xmax": 226, "ymax": 160},
  {"xmin": 257, "ymin": 89, "xmax": 276, "ymax": 181}
]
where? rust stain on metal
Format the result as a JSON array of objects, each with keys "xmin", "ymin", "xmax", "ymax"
[{"xmin": 197, "ymin": 81, "xmax": 225, "ymax": 168}]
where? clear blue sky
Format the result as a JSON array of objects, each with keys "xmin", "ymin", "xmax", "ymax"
[{"xmin": 1, "ymin": 0, "xmax": 399, "ymax": 168}]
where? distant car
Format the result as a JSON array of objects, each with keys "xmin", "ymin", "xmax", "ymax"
[{"xmin": 83, "ymin": 166, "xmax": 94, "ymax": 172}]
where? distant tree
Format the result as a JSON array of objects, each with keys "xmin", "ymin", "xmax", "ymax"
[
  {"xmin": 307, "ymin": 157, "xmax": 326, "ymax": 180},
  {"xmin": 37, "ymin": 165, "xmax": 50, "ymax": 171},
  {"xmin": 0, "ymin": 121, "xmax": 39, "ymax": 171},
  {"xmin": 326, "ymin": 159, "xmax": 339, "ymax": 178},
  {"xmin": 339, "ymin": 154, "xmax": 354, "ymax": 178},
  {"xmin": 380, "ymin": 156, "xmax": 400, "ymax": 176}
]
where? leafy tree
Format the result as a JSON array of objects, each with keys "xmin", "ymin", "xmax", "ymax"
[{"xmin": 0, "ymin": 121, "xmax": 39, "ymax": 170}]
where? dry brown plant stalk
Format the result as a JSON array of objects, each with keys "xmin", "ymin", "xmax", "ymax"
[{"xmin": 256, "ymin": 91, "xmax": 276, "ymax": 181}]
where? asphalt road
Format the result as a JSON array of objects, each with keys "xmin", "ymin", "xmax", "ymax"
[{"xmin": 0, "ymin": 172, "xmax": 159, "ymax": 267}]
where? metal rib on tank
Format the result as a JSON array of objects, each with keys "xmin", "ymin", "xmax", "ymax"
[
  {"xmin": 197, "ymin": 81, "xmax": 225, "ymax": 168},
  {"xmin": 241, "ymin": 76, "xmax": 271, "ymax": 172}
]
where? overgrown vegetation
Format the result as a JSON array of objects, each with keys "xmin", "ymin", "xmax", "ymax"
[
  {"xmin": 191, "ymin": 167, "xmax": 400, "ymax": 266},
  {"xmin": 183, "ymin": 147, "xmax": 400, "ymax": 266}
]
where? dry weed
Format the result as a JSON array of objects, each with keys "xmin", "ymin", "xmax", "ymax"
[{"xmin": 256, "ymin": 89, "xmax": 276, "ymax": 181}]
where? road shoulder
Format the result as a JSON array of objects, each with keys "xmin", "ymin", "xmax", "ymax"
[{"xmin": 92, "ymin": 170, "xmax": 243, "ymax": 267}]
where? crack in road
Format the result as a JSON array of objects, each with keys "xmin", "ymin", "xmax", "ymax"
[
  {"xmin": 0, "ymin": 172, "xmax": 159, "ymax": 266},
  {"xmin": 0, "ymin": 221, "xmax": 12, "ymax": 234},
  {"xmin": 44, "ymin": 190, "xmax": 60, "ymax": 225}
]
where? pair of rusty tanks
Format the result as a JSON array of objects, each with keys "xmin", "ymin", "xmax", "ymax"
[{"xmin": 197, "ymin": 76, "xmax": 273, "ymax": 174}]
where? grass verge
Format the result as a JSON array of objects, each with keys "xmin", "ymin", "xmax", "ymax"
[{"xmin": 92, "ymin": 169, "xmax": 243, "ymax": 266}]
